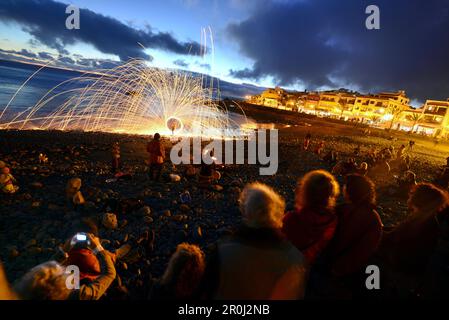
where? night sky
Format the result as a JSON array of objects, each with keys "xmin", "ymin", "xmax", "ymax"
[{"xmin": 0, "ymin": 0, "xmax": 448, "ymax": 104}]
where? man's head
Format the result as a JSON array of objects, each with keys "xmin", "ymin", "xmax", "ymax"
[{"xmin": 154, "ymin": 133, "xmax": 161, "ymax": 141}]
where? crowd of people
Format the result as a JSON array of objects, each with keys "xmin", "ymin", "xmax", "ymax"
[{"xmin": 1, "ymin": 132, "xmax": 449, "ymax": 300}]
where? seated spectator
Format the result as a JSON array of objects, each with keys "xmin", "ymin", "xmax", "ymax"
[
  {"xmin": 326, "ymin": 174, "xmax": 383, "ymax": 277},
  {"xmin": 283, "ymin": 170, "xmax": 340, "ymax": 265},
  {"xmin": 149, "ymin": 243, "xmax": 205, "ymax": 299},
  {"xmin": 15, "ymin": 233, "xmax": 116, "ymax": 300},
  {"xmin": 395, "ymin": 171, "xmax": 417, "ymax": 198},
  {"xmin": 323, "ymin": 150, "xmax": 338, "ymax": 165},
  {"xmin": 368, "ymin": 158, "xmax": 391, "ymax": 180},
  {"xmin": 201, "ymin": 182, "xmax": 307, "ymax": 300},
  {"xmin": 356, "ymin": 162, "xmax": 368, "ymax": 176},
  {"xmin": 381, "ymin": 183, "xmax": 449, "ymax": 288},
  {"xmin": 421, "ymin": 206, "xmax": 449, "ymax": 298},
  {"xmin": 0, "ymin": 166, "xmax": 19, "ymax": 194},
  {"xmin": 198, "ymin": 152, "xmax": 221, "ymax": 188},
  {"xmin": 332, "ymin": 159, "xmax": 357, "ymax": 176},
  {"xmin": 66, "ymin": 178, "xmax": 85, "ymax": 206}
]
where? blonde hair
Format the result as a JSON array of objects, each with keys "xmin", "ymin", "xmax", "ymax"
[
  {"xmin": 161, "ymin": 243, "xmax": 206, "ymax": 299},
  {"xmin": 296, "ymin": 170, "xmax": 340, "ymax": 210},
  {"xmin": 239, "ymin": 182, "xmax": 286, "ymax": 229},
  {"xmin": 14, "ymin": 261, "xmax": 70, "ymax": 300}
]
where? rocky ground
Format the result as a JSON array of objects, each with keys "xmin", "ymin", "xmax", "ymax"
[{"xmin": 1, "ymin": 108, "xmax": 448, "ymax": 298}]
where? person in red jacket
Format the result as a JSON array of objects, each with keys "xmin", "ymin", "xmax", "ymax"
[
  {"xmin": 146, "ymin": 133, "xmax": 165, "ymax": 181},
  {"xmin": 326, "ymin": 174, "xmax": 383, "ymax": 277},
  {"xmin": 282, "ymin": 170, "xmax": 340, "ymax": 265}
]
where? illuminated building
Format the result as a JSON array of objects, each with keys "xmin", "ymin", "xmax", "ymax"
[{"xmin": 413, "ymin": 99, "xmax": 449, "ymax": 137}]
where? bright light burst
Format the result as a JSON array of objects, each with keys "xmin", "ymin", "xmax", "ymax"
[{"xmin": 0, "ymin": 59, "xmax": 248, "ymax": 137}]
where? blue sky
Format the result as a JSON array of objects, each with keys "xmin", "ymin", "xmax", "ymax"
[
  {"xmin": 0, "ymin": 0, "xmax": 271, "ymax": 86},
  {"xmin": 0, "ymin": 0, "xmax": 448, "ymax": 104}
]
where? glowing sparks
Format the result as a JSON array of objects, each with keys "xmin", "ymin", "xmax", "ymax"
[{"xmin": 0, "ymin": 59, "xmax": 248, "ymax": 138}]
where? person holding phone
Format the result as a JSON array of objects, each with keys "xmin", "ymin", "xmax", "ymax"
[{"xmin": 67, "ymin": 233, "xmax": 117, "ymax": 300}]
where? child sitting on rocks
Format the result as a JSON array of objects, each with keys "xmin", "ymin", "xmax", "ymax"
[
  {"xmin": 0, "ymin": 164, "xmax": 19, "ymax": 194},
  {"xmin": 66, "ymin": 178, "xmax": 85, "ymax": 206}
]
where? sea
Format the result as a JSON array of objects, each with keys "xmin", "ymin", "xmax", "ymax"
[{"xmin": 0, "ymin": 59, "xmax": 99, "ymax": 123}]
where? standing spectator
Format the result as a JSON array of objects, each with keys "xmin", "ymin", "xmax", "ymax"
[
  {"xmin": 146, "ymin": 133, "xmax": 165, "ymax": 181},
  {"xmin": 111, "ymin": 142, "xmax": 121, "ymax": 173},
  {"xmin": 326, "ymin": 174, "xmax": 383, "ymax": 277},
  {"xmin": 282, "ymin": 170, "xmax": 340, "ymax": 265},
  {"xmin": 303, "ymin": 132, "xmax": 312, "ymax": 151},
  {"xmin": 201, "ymin": 183, "xmax": 307, "ymax": 300}
]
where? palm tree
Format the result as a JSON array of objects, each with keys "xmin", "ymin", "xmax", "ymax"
[
  {"xmin": 370, "ymin": 115, "xmax": 381, "ymax": 124},
  {"xmin": 387, "ymin": 105, "xmax": 405, "ymax": 130},
  {"xmin": 339, "ymin": 98, "xmax": 349, "ymax": 118},
  {"xmin": 407, "ymin": 113, "xmax": 423, "ymax": 133}
]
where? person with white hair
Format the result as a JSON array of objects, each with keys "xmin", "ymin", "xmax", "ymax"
[
  {"xmin": 13, "ymin": 261, "xmax": 71, "ymax": 300},
  {"xmin": 199, "ymin": 182, "xmax": 307, "ymax": 300}
]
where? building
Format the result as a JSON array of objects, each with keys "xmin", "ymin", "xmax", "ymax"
[
  {"xmin": 414, "ymin": 99, "xmax": 449, "ymax": 137},
  {"xmin": 246, "ymin": 86, "xmax": 449, "ymax": 137}
]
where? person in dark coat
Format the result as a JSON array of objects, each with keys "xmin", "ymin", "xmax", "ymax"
[{"xmin": 326, "ymin": 174, "xmax": 383, "ymax": 277}]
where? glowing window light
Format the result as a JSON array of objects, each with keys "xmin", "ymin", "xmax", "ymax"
[{"xmin": 382, "ymin": 114, "xmax": 393, "ymax": 121}]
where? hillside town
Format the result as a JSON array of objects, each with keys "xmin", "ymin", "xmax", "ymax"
[{"xmin": 247, "ymin": 87, "xmax": 449, "ymax": 138}]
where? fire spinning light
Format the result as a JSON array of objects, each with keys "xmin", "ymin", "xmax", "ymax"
[{"xmin": 0, "ymin": 59, "xmax": 247, "ymax": 138}]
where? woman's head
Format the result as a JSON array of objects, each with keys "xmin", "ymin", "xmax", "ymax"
[
  {"xmin": 295, "ymin": 170, "xmax": 340, "ymax": 211},
  {"xmin": 14, "ymin": 261, "xmax": 70, "ymax": 300},
  {"xmin": 344, "ymin": 174, "xmax": 376, "ymax": 206},
  {"xmin": 239, "ymin": 182, "xmax": 285, "ymax": 229},
  {"xmin": 161, "ymin": 243, "xmax": 205, "ymax": 299},
  {"xmin": 407, "ymin": 183, "xmax": 449, "ymax": 216}
]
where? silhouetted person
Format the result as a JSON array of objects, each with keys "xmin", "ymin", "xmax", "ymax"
[
  {"xmin": 327, "ymin": 175, "xmax": 383, "ymax": 279},
  {"xmin": 147, "ymin": 133, "xmax": 165, "ymax": 181},
  {"xmin": 381, "ymin": 183, "xmax": 449, "ymax": 294}
]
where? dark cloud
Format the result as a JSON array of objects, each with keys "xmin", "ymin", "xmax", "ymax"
[
  {"xmin": 173, "ymin": 59, "xmax": 189, "ymax": 68},
  {"xmin": 38, "ymin": 51, "xmax": 54, "ymax": 59},
  {"xmin": 228, "ymin": 0, "xmax": 449, "ymax": 100},
  {"xmin": 58, "ymin": 55, "xmax": 74, "ymax": 65},
  {"xmin": 0, "ymin": 0, "xmax": 203, "ymax": 61}
]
